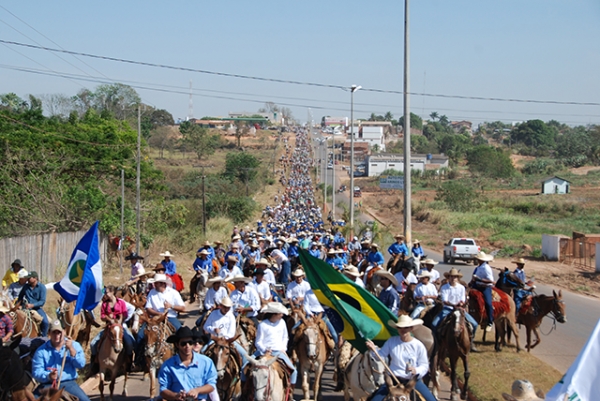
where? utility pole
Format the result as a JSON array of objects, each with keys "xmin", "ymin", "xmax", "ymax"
[
  {"xmin": 331, "ymin": 137, "xmax": 336, "ymax": 220},
  {"xmin": 120, "ymin": 169, "xmax": 125, "ymax": 274},
  {"xmin": 136, "ymin": 105, "xmax": 141, "ymax": 254},
  {"xmin": 349, "ymin": 85, "xmax": 361, "ymax": 238},
  {"xmin": 202, "ymin": 173, "xmax": 206, "ymax": 235},
  {"xmin": 403, "ymin": 0, "xmax": 412, "ymax": 243}
]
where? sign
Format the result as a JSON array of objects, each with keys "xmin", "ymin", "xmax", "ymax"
[{"xmin": 379, "ymin": 175, "xmax": 404, "ymax": 190}]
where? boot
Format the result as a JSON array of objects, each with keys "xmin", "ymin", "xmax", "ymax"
[
  {"xmin": 333, "ymin": 367, "xmax": 345, "ymax": 391},
  {"xmin": 470, "ymin": 337, "xmax": 478, "ymax": 353}
]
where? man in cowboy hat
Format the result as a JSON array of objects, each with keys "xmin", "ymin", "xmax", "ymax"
[
  {"xmin": 196, "ymin": 240, "xmax": 215, "ymax": 262},
  {"xmin": 159, "ymin": 251, "xmax": 177, "ymax": 275},
  {"xmin": 227, "ymin": 275, "xmax": 261, "ymax": 325},
  {"xmin": 255, "ymin": 257, "xmax": 276, "ymax": 285},
  {"xmin": 218, "ymin": 255, "xmax": 243, "ymax": 282},
  {"xmin": 8, "ymin": 268, "xmax": 29, "ymax": 301},
  {"xmin": 343, "ymin": 265, "xmax": 365, "ymax": 288},
  {"xmin": 17, "ymin": 271, "xmax": 48, "ymax": 336},
  {"xmin": 2, "ymin": 258, "xmax": 25, "ymax": 289},
  {"xmin": 224, "ymin": 244, "xmax": 243, "ymax": 269},
  {"xmin": 417, "ymin": 258, "xmax": 441, "ymax": 287},
  {"xmin": 190, "ymin": 249, "xmax": 212, "ymax": 304},
  {"xmin": 347, "ymin": 236, "xmax": 361, "ymax": 252},
  {"xmin": 194, "ymin": 276, "xmax": 228, "ymax": 328},
  {"xmin": 268, "ymin": 242, "xmax": 291, "ymax": 285},
  {"xmin": 213, "ymin": 240, "xmax": 226, "ymax": 266},
  {"xmin": 367, "ymin": 243, "xmax": 385, "ymax": 268},
  {"xmin": 32, "ymin": 320, "xmax": 89, "ymax": 401},
  {"xmin": 432, "ymin": 269, "xmax": 479, "ymax": 351},
  {"xmin": 0, "ymin": 305, "xmax": 14, "ymax": 345},
  {"xmin": 125, "ymin": 252, "xmax": 145, "ymax": 279},
  {"xmin": 394, "ymin": 264, "xmax": 418, "ymax": 294},
  {"xmin": 286, "ymin": 269, "xmax": 312, "ymax": 306},
  {"xmin": 375, "ymin": 270, "xmax": 400, "ymax": 315},
  {"xmin": 308, "ymin": 241, "xmax": 321, "ymax": 259},
  {"xmin": 471, "ymin": 252, "xmax": 495, "ymax": 332},
  {"xmin": 325, "ymin": 248, "xmax": 344, "ymax": 271},
  {"xmin": 202, "ymin": 296, "xmax": 236, "ymax": 341},
  {"xmin": 388, "ymin": 234, "xmax": 409, "ymax": 260},
  {"xmin": 511, "ymin": 258, "xmax": 535, "ymax": 315},
  {"xmin": 145, "ymin": 273, "xmax": 185, "ymax": 331},
  {"xmin": 287, "ymin": 237, "xmax": 300, "ymax": 269},
  {"xmin": 365, "ymin": 316, "xmax": 437, "ymax": 401},
  {"xmin": 249, "ymin": 268, "xmax": 272, "ymax": 304},
  {"xmin": 410, "ymin": 271, "xmax": 439, "ymax": 319},
  {"xmin": 158, "ymin": 326, "xmax": 217, "ymax": 401}
]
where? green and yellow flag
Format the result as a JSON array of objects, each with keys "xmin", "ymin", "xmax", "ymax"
[{"xmin": 299, "ymin": 249, "xmax": 397, "ymax": 352}]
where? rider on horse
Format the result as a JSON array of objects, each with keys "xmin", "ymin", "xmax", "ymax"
[
  {"xmin": 511, "ymin": 258, "xmax": 536, "ymax": 315},
  {"xmin": 388, "ymin": 234, "xmax": 409, "ymax": 262},
  {"xmin": 470, "ymin": 252, "xmax": 495, "ymax": 332},
  {"xmin": 375, "ymin": 270, "xmax": 400, "ymax": 315},
  {"xmin": 417, "ymin": 259, "xmax": 441, "ymax": 288},
  {"xmin": 409, "ymin": 272, "xmax": 438, "ymax": 319}
]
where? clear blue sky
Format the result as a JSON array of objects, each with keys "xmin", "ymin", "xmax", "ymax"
[{"xmin": 1, "ymin": 1, "xmax": 599, "ymax": 126}]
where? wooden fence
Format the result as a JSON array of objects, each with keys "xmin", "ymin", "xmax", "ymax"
[
  {"xmin": 0, "ymin": 230, "xmax": 108, "ymax": 283},
  {"xmin": 560, "ymin": 238, "xmax": 597, "ymax": 270}
]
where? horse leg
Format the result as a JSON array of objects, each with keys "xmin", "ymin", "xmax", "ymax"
[
  {"xmin": 531, "ymin": 325, "xmax": 541, "ymax": 350},
  {"xmin": 149, "ymin": 367, "xmax": 155, "ymax": 395},
  {"xmin": 314, "ymin": 363, "xmax": 324, "ymax": 401},
  {"xmin": 494, "ymin": 320, "xmax": 503, "ymax": 352},
  {"xmin": 109, "ymin": 376, "xmax": 116, "ymax": 401},
  {"xmin": 508, "ymin": 318, "xmax": 521, "ymax": 352},
  {"xmin": 301, "ymin": 365, "xmax": 310, "ymax": 401},
  {"xmin": 526, "ymin": 325, "xmax": 532, "ymax": 352},
  {"xmin": 122, "ymin": 371, "xmax": 128, "ymax": 397},
  {"xmin": 99, "ymin": 372, "xmax": 105, "ymax": 401},
  {"xmin": 461, "ymin": 355, "xmax": 470, "ymax": 400},
  {"xmin": 450, "ymin": 355, "xmax": 459, "ymax": 401}
]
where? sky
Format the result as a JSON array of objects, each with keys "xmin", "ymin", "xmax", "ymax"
[{"xmin": 1, "ymin": 1, "xmax": 599, "ymax": 127}]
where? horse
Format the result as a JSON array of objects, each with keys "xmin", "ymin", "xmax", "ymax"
[
  {"xmin": 468, "ymin": 287, "xmax": 521, "ymax": 352},
  {"xmin": 293, "ymin": 311, "xmax": 334, "ymax": 401},
  {"xmin": 235, "ymin": 314, "xmax": 257, "ymax": 354},
  {"xmin": 139, "ymin": 312, "xmax": 173, "ymax": 398},
  {"xmin": 9, "ymin": 308, "xmax": 39, "ymax": 339},
  {"xmin": 399, "ymin": 285, "xmax": 418, "ymax": 315},
  {"xmin": 204, "ymin": 337, "xmax": 242, "ymax": 401},
  {"xmin": 97, "ymin": 322, "xmax": 131, "ymax": 401},
  {"xmin": 343, "ymin": 350, "xmax": 386, "ymax": 401},
  {"xmin": 382, "ymin": 375, "xmax": 419, "ymax": 401},
  {"xmin": 107, "ymin": 234, "xmax": 136, "ymax": 263},
  {"xmin": 56, "ymin": 299, "xmax": 99, "ymax": 347},
  {"xmin": 189, "ymin": 269, "xmax": 209, "ymax": 308},
  {"xmin": 515, "ymin": 290, "xmax": 567, "ymax": 352},
  {"xmin": 0, "ymin": 342, "xmax": 34, "ymax": 401},
  {"xmin": 436, "ymin": 309, "xmax": 471, "ymax": 401},
  {"xmin": 244, "ymin": 356, "xmax": 289, "ymax": 401}
]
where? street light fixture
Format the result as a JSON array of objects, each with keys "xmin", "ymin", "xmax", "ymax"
[{"xmin": 349, "ymin": 84, "xmax": 361, "ymax": 238}]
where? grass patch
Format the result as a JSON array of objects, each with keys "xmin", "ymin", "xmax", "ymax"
[{"xmin": 446, "ymin": 333, "xmax": 562, "ymax": 401}]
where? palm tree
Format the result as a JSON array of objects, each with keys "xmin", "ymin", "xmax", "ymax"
[
  {"xmin": 429, "ymin": 111, "xmax": 439, "ymax": 121},
  {"xmin": 369, "ymin": 113, "xmax": 377, "ymax": 122},
  {"xmin": 439, "ymin": 115, "xmax": 449, "ymax": 126},
  {"xmin": 384, "ymin": 111, "xmax": 394, "ymax": 121}
]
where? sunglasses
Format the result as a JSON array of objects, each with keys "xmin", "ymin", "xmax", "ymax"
[{"xmin": 179, "ymin": 340, "xmax": 195, "ymax": 347}]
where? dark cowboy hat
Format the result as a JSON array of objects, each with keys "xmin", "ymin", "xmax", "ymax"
[
  {"xmin": 166, "ymin": 326, "xmax": 199, "ymax": 344},
  {"xmin": 125, "ymin": 252, "xmax": 144, "ymax": 261}
]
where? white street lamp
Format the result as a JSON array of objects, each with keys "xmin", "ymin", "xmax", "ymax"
[{"xmin": 349, "ymin": 84, "xmax": 361, "ymax": 237}]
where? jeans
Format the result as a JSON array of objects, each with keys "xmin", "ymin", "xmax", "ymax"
[
  {"xmin": 514, "ymin": 289, "xmax": 528, "ymax": 313},
  {"xmin": 432, "ymin": 308, "xmax": 479, "ymax": 337},
  {"xmin": 475, "ymin": 285, "xmax": 494, "ymax": 325},
  {"xmin": 241, "ymin": 350, "xmax": 297, "ymax": 384},
  {"xmin": 410, "ymin": 303, "xmax": 427, "ymax": 319},
  {"xmin": 369, "ymin": 378, "xmax": 436, "ymax": 401},
  {"xmin": 279, "ymin": 260, "xmax": 291, "ymax": 285},
  {"xmin": 91, "ymin": 326, "xmax": 135, "ymax": 356},
  {"xmin": 36, "ymin": 308, "xmax": 49, "ymax": 337},
  {"xmin": 37, "ymin": 380, "xmax": 90, "ymax": 401}
]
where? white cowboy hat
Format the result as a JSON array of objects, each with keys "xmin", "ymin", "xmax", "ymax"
[
  {"xmin": 292, "ymin": 269, "xmax": 305, "ymax": 277},
  {"xmin": 225, "ymin": 275, "xmax": 252, "ymax": 284},
  {"xmin": 343, "ymin": 265, "xmax": 363, "ymax": 278},
  {"xmin": 417, "ymin": 271, "xmax": 433, "ymax": 279},
  {"xmin": 202, "ymin": 240, "xmax": 212, "ymax": 247},
  {"xmin": 133, "ymin": 267, "xmax": 150, "ymax": 278},
  {"xmin": 475, "ymin": 252, "xmax": 494, "ymax": 262},
  {"xmin": 260, "ymin": 302, "xmax": 289, "ymax": 315},
  {"xmin": 0, "ymin": 305, "xmax": 9, "ymax": 313},
  {"xmin": 421, "ymin": 258, "xmax": 438, "ymax": 266},
  {"xmin": 374, "ymin": 270, "xmax": 398, "ymax": 287},
  {"xmin": 219, "ymin": 296, "xmax": 233, "ymax": 307},
  {"xmin": 149, "ymin": 273, "xmax": 169, "ymax": 284},
  {"xmin": 388, "ymin": 315, "xmax": 423, "ymax": 329},
  {"xmin": 17, "ymin": 269, "xmax": 29, "ymax": 279},
  {"xmin": 198, "ymin": 249, "xmax": 210, "ymax": 256},
  {"xmin": 232, "ymin": 234, "xmax": 241, "ymax": 241},
  {"xmin": 159, "ymin": 251, "xmax": 174, "ymax": 258},
  {"xmin": 288, "ymin": 237, "xmax": 299, "ymax": 243},
  {"xmin": 206, "ymin": 276, "xmax": 224, "ymax": 286},
  {"xmin": 255, "ymin": 258, "xmax": 272, "ymax": 266},
  {"xmin": 502, "ymin": 380, "xmax": 545, "ymax": 401},
  {"xmin": 327, "ymin": 248, "xmax": 336, "ymax": 254},
  {"xmin": 371, "ymin": 243, "xmax": 380, "ymax": 248}
]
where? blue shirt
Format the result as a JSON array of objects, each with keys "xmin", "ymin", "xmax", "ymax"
[
  {"xmin": 412, "ymin": 246, "xmax": 424, "ymax": 258},
  {"xmin": 288, "ymin": 245, "xmax": 299, "ymax": 257},
  {"xmin": 224, "ymin": 251, "xmax": 242, "ymax": 268},
  {"xmin": 326, "ymin": 257, "xmax": 344, "ymax": 270},
  {"xmin": 32, "ymin": 340, "xmax": 86, "ymax": 384},
  {"xmin": 367, "ymin": 251, "xmax": 385, "ymax": 266},
  {"xmin": 309, "ymin": 248, "xmax": 321, "ymax": 258},
  {"xmin": 162, "ymin": 260, "xmax": 177, "ymax": 275},
  {"xmin": 378, "ymin": 286, "xmax": 400, "ymax": 315},
  {"xmin": 388, "ymin": 243, "xmax": 409, "ymax": 257},
  {"xmin": 193, "ymin": 257, "xmax": 213, "ymax": 273},
  {"xmin": 196, "ymin": 247, "xmax": 215, "ymax": 261},
  {"xmin": 158, "ymin": 352, "xmax": 218, "ymax": 400},
  {"xmin": 18, "ymin": 283, "xmax": 46, "ymax": 310}
]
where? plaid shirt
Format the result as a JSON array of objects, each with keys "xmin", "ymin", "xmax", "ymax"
[{"xmin": 0, "ymin": 314, "xmax": 14, "ymax": 338}]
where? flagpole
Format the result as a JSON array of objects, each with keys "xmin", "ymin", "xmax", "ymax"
[{"xmin": 136, "ymin": 105, "xmax": 141, "ymax": 255}]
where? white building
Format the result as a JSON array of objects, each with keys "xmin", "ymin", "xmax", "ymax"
[
  {"xmin": 348, "ymin": 126, "xmax": 386, "ymax": 151},
  {"xmin": 366, "ymin": 153, "xmax": 449, "ymax": 177},
  {"xmin": 541, "ymin": 176, "xmax": 570, "ymax": 194}
]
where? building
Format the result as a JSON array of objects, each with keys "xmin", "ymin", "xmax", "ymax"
[
  {"xmin": 192, "ymin": 119, "xmax": 230, "ymax": 129},
  {"xmin": 365, "ymin": 153, "xmax": 449, "ymax": 177},
  {"xmin": 229, "ymin": 111, "xmax": 282, "ymax": 125},
  {"xmin": 322, "ymin": 117, "xmax": 348, "ymax": 127},
  {"xmin": 450, "ymin": 120, "xmax": 473, "ymax": 134},
  {"xmin": 359, "ymin": 121, "xmax": 394, "ymax": 136},
  {"xmin": 341, "ymin": 142, "xmax": 369, "ymax": 162},
  {"xmin": 541, "ymin": 176, "xmax": 570, "ymax": 194},
  {"xmin": 348, "ymin": 126, "xmax": 386, "ymax": 151}
]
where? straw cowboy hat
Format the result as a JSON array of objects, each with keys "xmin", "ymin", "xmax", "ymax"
[
  {"xmin": 133, "ymin": 267, "xmax": 151, "ymax": 278},
  {"xmin": 260, "ymin": 302, "xmax": 289, "ymax": 315},
  {"xmin": 125, "ymin": 252, "xmax": 144, "ymax": 261},
  {"xmin": 360, "ymin": 240, "xmax": 371, "ymax": 245},
  {"xmin": 421, "ymin": 258, "xmax": 438, "ymax": 266},
  {"xmin": 255, "ymin": 258, "xmax": 272, "ymax": 267},
  {"xmin": 394, "ymin": 234, "xmax": 405, "ymax": 239},
  {"xmin": 291, "ymin": 269, "xmax": 305, "ymax": 277},
  {"xmin": 206, "ymin": 276, "xmax": 224, "ymax": 286},
  {"xmin": 219, "ymin": 296, "xmax": 233, "ymax": 307},
  {"xmin": 343, "ymin": 265, "xmax": 363, "ymax": 278},
  {"xmin": 371, "ymin": 243, "xmax": 380, "ymax": 248},
  {"xmin": 475, "ymin": 252, "xmax": 494, "ymax": 262},
  {"xmin": 443, "ymin": 268, "xmax": 463, "ymax": 278},
  {"xmin": 288, "ymin": 237, "xmax": 299, "ymax": 243},
  {"xmin": 417, "ymin": 271, "xmax": 433, "ymax": 279},
  {"xmin": 502, "ymin": 380, "xmax": 545, "ymax": 401},
  {"xmin": 412, "ymin": 239, "xmax": 420, "ymax": 244},
  {"xmin": 202, "ymin": 240, "xmax": 211, "ymax": 247},
  {"xmin": 374, "ymin": 270, "xmax": 398, "ymax": 287},
  {"xmin": 327, "ymin": 248, "xmax": 337, "ymax": 255},
  {"xmin": 214, "ymin": 240, "xmax": 223, "ymax": 245},
  {"xmin": 227, "ymin": 255, "xmax": 239, "ymax": 263},
  {"xmin": 512, "ymin": 258, "xmax": 526, "ymax": 265},
  {"xmin": 148, "ymin": 273, "xmax": 169, "ymax": 284},
  {"xmin": 160, "ymin": 251, "xmax": 174, "ymax": 258},
  {"xmin": 225, "ymin": 275, "xmax": 252, "ymax": 284},
  {"xmin": 388, "ymin": 315, "xmax": 423, "ymax": 329},
  {"xmin": 232, "ymin": 234, "xmax": 241, "ymax": 241},
  {"xmin": 198, "ymin": 249, "xmax": 210, "ymax": 256}
]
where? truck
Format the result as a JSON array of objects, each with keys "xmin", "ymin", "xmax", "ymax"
[{"xmin": 443, "ymin": 238, "xmax": 480, "ymax": 264}]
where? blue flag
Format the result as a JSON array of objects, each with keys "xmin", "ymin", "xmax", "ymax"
[{"xmin": 54, "ymin": 221, "xmax": 103, "ymax": 315}]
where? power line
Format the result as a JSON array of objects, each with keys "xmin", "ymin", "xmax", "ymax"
[{"xmin": 2, "ymin": 39, "xmax": 599, "ymax": 107}]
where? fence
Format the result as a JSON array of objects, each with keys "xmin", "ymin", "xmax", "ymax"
[
  {"xmin": 560, "ymin": 238, "xmax": 597, "ymax": 270},
  {"xmin": 0, "ymin": 230, "xmax": 108, "ymax": 283}
]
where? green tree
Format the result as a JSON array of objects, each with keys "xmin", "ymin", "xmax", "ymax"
[
  {"xmin": 555, "ymin": 127, "xmax": 591, "ymax": 159},
  {"xmin": 234, "ymin": 121, "xmax": 249, "ymax": 148},
  {"xmin": 435, "ymin": 181, "xmax": 475, "ymax": 212},
  {"xmin": 510, "ymin": 120, "xmax": 556, "ymax": 150},
  {"xmin": 179, "ymin": 121, "xmax": 218, "ymax": 159},
  {"xmin": 223, "ymin": 152, "xmax": 261, "ymax": 184},
  {"xmin": 429, "ymin": 111, "xmax": 439, "ymax": 121},
  {"xmin": 466, "ymin": 145, "xmax": 515, "ymax": 178},
  {"xmin": 398, "ymin": 113, "xmax": 423, "ymax": 130}
]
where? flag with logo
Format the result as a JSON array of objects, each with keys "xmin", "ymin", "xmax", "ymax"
[
  {"xmin": 299, "ymin": 249, "xmax": 397, "ymax": 352},
  {"xmin": 545, "ymin": 318, "xmax": 600, "ymax": 401},
  {"xmin": 54, "ymin": 221, "xmax": 103, "ymax": 315}
]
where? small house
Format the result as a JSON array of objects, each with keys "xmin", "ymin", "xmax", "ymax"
[{"xmin": 541, "ymin": 176, "xmax": 570, "ymax": 194}]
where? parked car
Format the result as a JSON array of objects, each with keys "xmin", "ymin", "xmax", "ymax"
[
  {"xmin": 353, "ymin": 171, "xmax": 365, "ymax": 177},
  {"xmin": 353, "ymin": 186, "xmax": 362, "ymax": 197},
  {"xmin": 443, "ymin": 238, "xmax": 481, "ymax": 264},
  {"xmin": 327, "ymin": 163, "xmax": 333, "ymax": 169}
]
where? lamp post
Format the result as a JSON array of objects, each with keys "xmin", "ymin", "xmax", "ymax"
[
  {"xmin": 331, "ymin": 136, "xmax": 336, "ymax": 221},
  {"xmin": 402, "ymin": 0, "xmax": 411, "ymax": 243},
  {"xmin": 349, "ymin": 84, "xmax": 361, "ymax": 238}
]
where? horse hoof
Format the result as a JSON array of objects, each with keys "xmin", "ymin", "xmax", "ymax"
[{"xmin": 451, "ymin": 393, "xmax": 459, "ymax": 401}]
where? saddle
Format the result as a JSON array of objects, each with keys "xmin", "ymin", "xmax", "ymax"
[
  {"xmin": 469, "ymin": 287, "xmax": 511, "ymax": 321},
  {"xmin": 518, "ymin": 296, "xmax": 534, "ymax": 317}
]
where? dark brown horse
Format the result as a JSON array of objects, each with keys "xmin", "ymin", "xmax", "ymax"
[
  {"xmin": 515, "ymin": 290, "xmax": 567, "ymax": 352},
  {"xmin": 204, "ymin": 337, "xmax": 242, "ymax": 401},
  {"xmin": 139, "ymin": 312, "xmax": 173, "ymax": 398},
  {"xmin": 436, "ymin": 309, "xmax": 471, "ymax": 400}
]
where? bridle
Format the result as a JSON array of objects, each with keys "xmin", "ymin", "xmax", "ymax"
[
  {"xmin": 146, "ymin": 320, "xmax": 170, "ymax": 368},
  {"xmin": 252, "ymin": 364, "xmax": 272, "ymax": 401},
  {"xmin": 356, "ymin": 352, "xmax": 385, "ymax": 393}
]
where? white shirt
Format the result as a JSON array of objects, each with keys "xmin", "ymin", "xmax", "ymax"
[
  {"xmin": 286, "ymin": 280, "xmax": 312, "ymax": 301},
  {"xmin": 124, "ymin": 301, "xmax": 136, "ymax": 323},
  {"xmin": 394, "ymin": 271, "xmax": 417, "ymax": 293},
  {"xmin": 303, "ymin": 290, "xmax": 324, "ymax": 316},
  {"xmin": 203, "ymin": 309, "xmax": 236, "ymax": 339},
  {"xmin": 255, "ymin": 319, "xmax": 288, "ymax": 354},
  {"xmin": 440, "ymin": 283, "xmax": 466, "ymax": 309},
  {"xmin": 250, "ymin": 279, "xmax": 272, "ymax": 301},
  {"xmin": 352, "ymin": 276, "xmax": 366, "ymax": 288},
  {"xmin": 270, "ymin": 249, "xmax": 289, "ymax": 266},
  {"xmin": 219, "ymin": 266, "xmax": 243, "ymax": 281},
  {"xmin": 473, "ymin": 262, "xmax": 494, "ymax": 286},
  {"xmin": 374, "ymin": 336, "xmax": 429, "ymax": 380},
  {"xmin": 204, "ymin": 286, "xmax": 228, "ymax": 310},
  {"xmin": 263, "ymin": 268, "xmax": 276, "ymax": 285},
  {"xmin": 417, "ymin": 268, "xmax": 440, "ymax": 283},
  {"xmin": 414, "ymin": 282, "xmax": 438, "ymax": 301},
  {"xmin": 145, "ymin": 287, "xmax": 184, "ymax": 318},
  {"xmin": 230, "ymin": 286, "xmax": 261, "ymax": 318}
]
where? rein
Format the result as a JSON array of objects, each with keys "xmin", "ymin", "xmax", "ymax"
[{"xmin": 540, "ymin": 298, "xmax": 565, "ymax": 336}]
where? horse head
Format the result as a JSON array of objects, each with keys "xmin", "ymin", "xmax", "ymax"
[
  {"xmin": 209, "ymin": 338, "xmax": 233, "ymax": 380},
  {"xmin": 301, "ymin": 319, "xmax": 320, "ymax": 360},
  {"xmin": 248, "ymin": 356, "xmax": 278, "ymax": 401},
  {"xmin": 106, "ymin": 323, "xmax": 124, "ymax": 353},
  {"xmin": 143, "ymin": 312, "xmax": 169, "ymax": 358},
  {"xmin": 365, "ymin": 351, "xmax": 386, "ymax": 387},
  {"xmin": 552, "ymin": 290, "xmax": 567, "ymax": 324},
  {"xmin": 385, "ymin": 375, "xmax": 417, "ymax": 400}
]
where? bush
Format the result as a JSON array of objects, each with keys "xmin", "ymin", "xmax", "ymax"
[
  {"xmin": 435, "ymin": 181, "xmax": 476, "ymax": 212},
  {"xmin": 206, "ymin": 194, "xmax": 256, "ymax": 223}
]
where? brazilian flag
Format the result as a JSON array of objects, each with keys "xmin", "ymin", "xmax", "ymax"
[{"xmin": 299, "ymin": 249, "xmax": 397, "ymax": 352}]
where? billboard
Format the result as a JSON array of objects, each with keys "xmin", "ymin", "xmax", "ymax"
[{"xmin": 379, "ymin": 175, "xmax": 404, "ymax": 190}]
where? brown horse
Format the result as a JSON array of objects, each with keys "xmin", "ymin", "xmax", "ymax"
[
  {"xmin": 436, "ymin": 309, "xmax": 471, "ymax": 401},
  {"xmin": 9, "ymin": 309, "xmax": 39, "ymax": 339},
  {"xmin": 204, "ymin": 337, "xmax": 242, "ymax": 401},
  {"xmin": 56, "ymin": 299, "xmax": 99, "ymax": 347},
  {"xmin": 516, "ymin": 290, "xmax": 567, "ymax": 352},
  {"xmin": 293, "ymin": 312, "xmax": 333, "ymax": 401},
  {"xmin": 140, "ymin": 312, "xmax": 173, "ymax": 398},
  {"xmin": 383, "ymin": 375, "xmax": 418, "ymax": 401},
  {"xmin": 97, "ymin": 323, "xmax": 131, "ymax": 401}
]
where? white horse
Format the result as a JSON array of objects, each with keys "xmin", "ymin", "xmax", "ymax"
[
  {"xmin": 343, "ymin": 350, "xmax": 386, "ymax": 401},
  {"xmin": 246, "ymin": 356, "xmax": 287, "ymax": 401}
]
